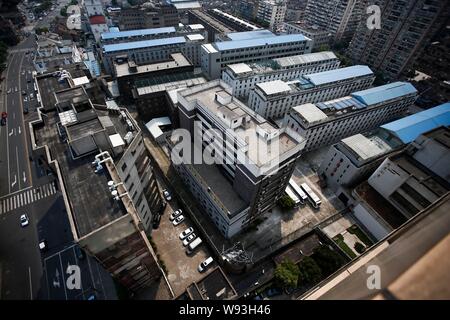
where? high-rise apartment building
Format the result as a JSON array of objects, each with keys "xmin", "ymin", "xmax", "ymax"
[
  {"xmin": 304, "ymin": 0, "xmax": 364, "ymax": 42},
  {"xmin": 347, "ymin": 0, "xmax": 450, "ymax": 80},
  {"xmin": 256, "ymin": 0, "xmax": 287, "ymax": 31}
]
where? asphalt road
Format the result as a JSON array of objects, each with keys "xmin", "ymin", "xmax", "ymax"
[{"xmin": 0, "ymin": 35, "xmax": 36, "ymax": 197}]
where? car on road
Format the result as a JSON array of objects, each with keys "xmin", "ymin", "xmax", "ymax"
[
  {"xmin": 172, "ymin": 215, "xmax": 185, "ymax": 226},
  {"xmin": 179, "ymin": 227, "xmax": 194, "ymax": 240},
  {"xmin": 182, "ymin": 233, "xmax": 197, "ymax": 246},
  {"xmin": 1, "ymin": 112, "xmax": 7, "ymax": 126},
  {"xmin": 39, "ymin": 239, "xmax": 48, "ymax": 252},
  {"xmin": 152, "ymin": 214, "xmax": 161, "ymax": 229},
  {"xmin": 169, "ymin": 209, "xmax": 182, "ymax": 221},
  {"xmin": 198, "ymin": 257, "xmax": 214, "ymax": 272},
  {"xmin": 20, "ymin": 214, "xmax": 29, "ymax": 227},
  {"xmin": 162, "ymin": 189, "xmax": 172, "ymax": 201},
  {"xmin": 24, "ymin": 96, "xmax": 28, "ymax": 102},
  {"xmin": 22, "ymin": 90, "xmax": 26, "ymax": 95}
]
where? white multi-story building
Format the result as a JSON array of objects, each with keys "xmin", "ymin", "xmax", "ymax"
[
  {"xmin": 200, "ymin": 30, "xmax": 312, "ymax": 79},
  {"xmin": 318, "ymin": 129, "xmax": 404, "ymax": 194},
  {"xmin": 284, "ymin": 82, "xmax": 418, "ymax": 152},
  {"xmin": 221, "ymin": 51, "xmax": 340, "ymax": 99},
  {"xmin": 170, "ymin": 80, "xmax": 306, "ymax": 238},
  {"xmin": 257, "ymin": 0, "xmax": 287, "ymax": 31},
  {"xmin": 283, "ymin": 22, "xmax": 331, "ymax": 50},
  {"xmin": 248, "ymin": 65, "xmax": 375, "ymax": 119},
  {"xmin": 101, "ymin": 34, "xmax": 207, "ymax": 75}
]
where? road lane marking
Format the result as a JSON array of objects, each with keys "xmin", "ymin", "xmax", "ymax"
[
  {"xmin": 28, "ymin": 267, "xmax": 33, "ymax": 300},
  {"xmin": 23, "ymin": 171, "xmax": 27, "ymax": 183},
  {"xmin": 11, "ymin": 174, "xmax": 17, "ymax": 187}
]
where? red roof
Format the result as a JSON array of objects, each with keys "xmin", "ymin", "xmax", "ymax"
[{"xmin": 89, "ymin": 15, "xmax": 106, "ymax": 25}]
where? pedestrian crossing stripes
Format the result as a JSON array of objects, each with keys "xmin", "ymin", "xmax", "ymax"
[{"xmin": 0, "ymin": 182, "xmax": 58, "ymax": 214}]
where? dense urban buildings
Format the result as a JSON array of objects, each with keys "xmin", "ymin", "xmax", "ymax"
[
  {"xmin": 1, "ymin": 0, "xmax": 449, "ymax": 304},
  {"xmin": 348, "ymin": 0, "xmax": 450, "ymax": 80},
  {"xmin": 283, "ymin": 82, "xmax": 418, "ymax": 151}
]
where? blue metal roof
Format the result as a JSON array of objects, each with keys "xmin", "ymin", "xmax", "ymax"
[
  {"xmin": 352, "ymin": 82, "xmax": 417, "ymax": 106},
  {"xmin": 303, "ymin": 65, "xmax": 373, "ymax": 86},
  {"xmin": 381, "ymin": 102, "xmax": 450, "ymax": 143},
  {"xmin": 226, "ymin": 30, "xmax": 275, "ymax": 41},
  {"xmin": 102, "ymin": 36, "xmax": 186, "ymax": 53},
  {"xmin": 316, "ymin": 96, "xmax": 366, "ymax": 111},
  {"xmin": 101, "ymin": 27, "xmax": 176, "ymax": 41},
  {"xmin": 214, "ymin": 34, "xmax": 308, "ymax": 51}
]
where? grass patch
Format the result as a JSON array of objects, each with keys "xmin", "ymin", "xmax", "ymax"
[
  {"xmin": 333, "ymin": 234, "xmax": 356, "ymax": 259},
  {"xmin": 347, "ymin": 225, "xmax": 373, "ymax": 247}
]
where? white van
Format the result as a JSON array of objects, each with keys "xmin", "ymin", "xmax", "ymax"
[
  {"xmin": 198, "ymin": 257, "xmax": 213, "ymax": 272},
  {"xmin": 186, "ymin": 237, "xmax": 202, "ymax": 254}
]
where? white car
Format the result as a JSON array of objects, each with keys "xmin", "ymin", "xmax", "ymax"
[
  {"xmin": 182, "ymin": 233, "xmax": 196, "ymax": 246},
  {"xmin": 198, "ymin": 257, "xmax": 214, "ymax": 273},
  {"xmin": 172, "ymin": 215, "xmax": 185, "ymax": 226},
  {"xmin": 179, "ymin": 227, "xmax": 194, "ymax": 240},
  {"xmin": 169, "ymin": 209, "xmax": 182, "ymax": 221},
  {"xmin": 162, "ymin": 190, "xmax": 172, "ymax": 201},
  {"xmin": 20, "ymin": 214, "xmax": 29, "ymax": 227}
]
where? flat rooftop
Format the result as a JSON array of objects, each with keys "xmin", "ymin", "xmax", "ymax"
[
  {"xmin": 303, "ymin": 65, "xmax": 373, "ymax": 86},
  {"xmin": 36, "ymin": 74, "xmax": 71, "ymax": 110},
  {"xmin": 256, "ymin": 79, "xmax": 291, "ymax": 95},
  {"xmin": 225, "ymin": 29, "xmax": 275, "ymax": 41},
  {"xmin": 115, "ymin": 53, "xmax": 192, "ymax": 78},
  {"xmin": 273, "ymin": 51, "xmax": 338, "ymax": 69},
  {"xmin": 102, "ymin": 36, "xmax": 186, "ymax": 53},
  {"xmin": 181, "ymin": 82, "xmax": 302, "ymax": 166},
  {"xmin": 186, "ymin": 267, "xmax": 237, "ymax": 300},
  {"xmin": 136, "ymin": 76, "xmax": 207, "ymax": 96},
  {"xmin": 34, "ymin": 110, "xmax": 128, "ymax": 237},
  {"xmin": 285, "ymin": 22, "xmax": 329, "ymax": 34},
  {"xmin": 100, "ymin": 26, "xmax": 176, "ymax": 41},
  {"xmin": 213, "ymin": 34, "xmax": 308, "ymax": 51},
  {"xmin": 292, "ymin": 103, "xmax": 328, "ymax": 124}
]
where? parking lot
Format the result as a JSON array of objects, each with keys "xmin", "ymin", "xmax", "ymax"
[{"xmin": 151, "ymin": 181, "xmax": 216, "ymax": 297}]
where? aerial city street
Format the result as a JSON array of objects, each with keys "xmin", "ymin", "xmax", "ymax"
[{"xmin": 0, "ymin": 0, "xmax": 449, "ymax": 308}]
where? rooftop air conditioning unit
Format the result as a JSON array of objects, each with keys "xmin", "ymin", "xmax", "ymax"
[{"xmin": 124, "ymin": 131, "xmax": 134, "ymax": 144}]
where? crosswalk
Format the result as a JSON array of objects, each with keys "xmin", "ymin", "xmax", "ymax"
[{"xmin": 0, "ymin": 182, "xmax": 58, "ymax": 214}]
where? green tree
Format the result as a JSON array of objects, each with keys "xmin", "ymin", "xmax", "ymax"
[
  {"xmin": 312, "ymin": 246, "xmax": 346, "ymax": 277},
  {"xmin": 277, "ymin": 194, "xmax": 296, "ymax": 211},
  {"xmin": 298, "ymin": 256, "xmax": 323, "ymax": 286},
  {"xmin": 354, "ymin": 242, "xmax": 365, "ymax": 254},
  {"xmin": 274, "ymin": 259, "xmax": 300, "ymax": 289}
]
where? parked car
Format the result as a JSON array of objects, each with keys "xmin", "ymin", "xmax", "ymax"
[
  {"xmin": 186, "ymin": 237, "xmax": 202, "ymax": 255},
  {"xmin": 172, "ymin": 215, "xmax": 185, "ymax": 226},
  {"xmin": 20, "ymin": 214, "xmax": 29, "ymax": 227},
  {"xmin": 182, "ymin": 233, "xmax": 197, "ymax": 246},
  {"xmin": 162, "ymin": 189, "xmax": 172, "ymax": 201},
  {"xmin": 22, "ymin": 90, "xmax": 26, "ymax": 95},
  {"xmin": 23, "ymin": 106, "xmax": 29, "ymax": 114},
  {"xmin": 39, "ymin": 239, "xmax": 48, "ymax": 252},
  {"xmin": 169, "ymin": 209, "xmax": 182, "ymax": 221},
  {"xmin": 198, "ymin": 257, "xmax": 214, "ymax": 272},
  {"xmin": 179, "ymin": 227, "xmax": 194, "ymax": 240}
]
